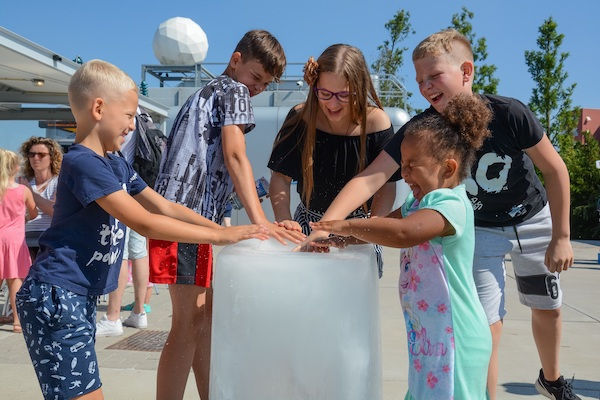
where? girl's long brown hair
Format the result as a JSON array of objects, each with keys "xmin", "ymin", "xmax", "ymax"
[{"xmin": 275, "ymin": 44, "xmax": 383, "ymax": 206}]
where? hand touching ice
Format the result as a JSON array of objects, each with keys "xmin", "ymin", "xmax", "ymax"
[
  {"xmin": 214, "ymin": 224, "xmax": 270, "ymax": 246},
  {"xmin": 275, "ymin": 219, "xmax": 303, "ymax": 233},
  {"xmin": 292, "ymin": 220, "xmax": 354, "ymax": 252},
  {"xmin": 292, "ymin": 228, "xmax": 330, "ymax": 252},
  {"xmin": 264, "ymin": 222, "xmax": 306, "ymax": 245}
]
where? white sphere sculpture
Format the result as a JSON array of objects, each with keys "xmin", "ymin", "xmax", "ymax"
[{"xmin": 153, "ymin": 17, "xmax": 208, "ymax": 65}]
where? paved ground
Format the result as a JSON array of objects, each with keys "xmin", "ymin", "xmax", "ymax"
[{"xmin": 1, "ymin": 240, "xmax": 598, "ymax": 399}]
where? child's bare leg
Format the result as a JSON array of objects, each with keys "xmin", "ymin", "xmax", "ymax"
[
  {"xmin": 191, "ymin": 288, "xmax": 213, "ymax": 399},
  {"xmin": 156, "ymin": 284, "xmax": 210, "ymax": 400},
  {"xmin": 105, "ymin": 260, "xmax": 129, "ymax": 320},
  {"xmin": 73, "ymin": 387, "xmax": 104, "ymax": 399},
  {"xmin": 487, "ymin": 320, "xmax": 503, "ymax": 400},
  {"xmin": 531, "ymin": 307, "xmax": 561, "ymax": 381},
  {"xmin": 144, "ymin": 286, "xmax": 152, "ymax": 305},
  {"xmin": 131, "ymin": 256, "xmax": 149, "ymax": 314},
  {"xmin": 7, "ymin": 278, "xmax": 23, "ymax": 328}
]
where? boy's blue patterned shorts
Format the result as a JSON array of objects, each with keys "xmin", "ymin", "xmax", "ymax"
[{"xmin": 16, "ymin": 276, "xmax": 102, "ymax": 400}]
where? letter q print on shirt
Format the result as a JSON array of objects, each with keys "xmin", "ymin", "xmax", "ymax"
[{"xmin": 465, "ymin": 152, "xmax": 513, "ymax": 196}]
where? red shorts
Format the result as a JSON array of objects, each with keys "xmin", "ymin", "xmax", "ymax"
[{"xmin": 149, "ymin": 240, "xmax": 213, "ymax": 287}]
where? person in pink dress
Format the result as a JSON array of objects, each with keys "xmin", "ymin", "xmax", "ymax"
[{"xmin": 0, "ymin": 148, "xmax": 37, "ymax": 333}]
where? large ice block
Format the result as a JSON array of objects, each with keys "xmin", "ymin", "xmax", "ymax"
[{"xmin": 210, "ymin": 239, "xmax": 381, "ymax": 400}]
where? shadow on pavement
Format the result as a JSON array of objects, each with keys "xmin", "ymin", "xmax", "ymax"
[{"xmin": 502, "ymin": 379, "xmax": 600, "ymax": 398}]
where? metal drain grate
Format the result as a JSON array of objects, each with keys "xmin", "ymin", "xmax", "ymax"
[{"xmin": 106, "ymin": 330, "xmax": 169, "ymax": 352}]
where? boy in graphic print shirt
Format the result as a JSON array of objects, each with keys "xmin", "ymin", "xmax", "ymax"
[{"xmin": 149, "ymin": 29, "xmax": 304, "ymax": 400}]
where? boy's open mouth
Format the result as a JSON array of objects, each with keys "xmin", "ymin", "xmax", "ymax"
[{"xmin": 430, "ymin": 93, "xmax": 443, "ymax": 104}]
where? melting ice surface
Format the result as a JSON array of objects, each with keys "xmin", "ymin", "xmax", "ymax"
[{"xmin": 210, "ymin": 239, "xmax": 382, "ymax": 400}]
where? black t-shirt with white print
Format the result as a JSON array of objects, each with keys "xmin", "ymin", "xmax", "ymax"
[{"xmin": 384, "ymin": 94, "xmax": 547, "ymax": 227}]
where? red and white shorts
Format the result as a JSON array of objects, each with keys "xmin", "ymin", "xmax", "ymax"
[{"xmin": 149, "ymin": 240, "xmax": 213, "ymax": 287}]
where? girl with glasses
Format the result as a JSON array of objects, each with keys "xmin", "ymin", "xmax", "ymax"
[
  {"xmin": 268, "ymin": 44, "xmax": 397, "ymax": 274},
  {"xmin": 19, "ymin": 137, "xmax": 63, "ymax": 260}
]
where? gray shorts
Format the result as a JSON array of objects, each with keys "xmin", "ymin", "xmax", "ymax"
[
  {"xmin": 122, "ymin": 228, "xmax": 148, "ymax": 260},
  {"xmin": 473, "ymin": 204, "xmax": 561, "ymax": 324}
]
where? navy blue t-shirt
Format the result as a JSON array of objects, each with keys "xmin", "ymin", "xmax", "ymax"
[{"xmin": 29, "ymin": 144, "xmax": 147, "ymax": 296}]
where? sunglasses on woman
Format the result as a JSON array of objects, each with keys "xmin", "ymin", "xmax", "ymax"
[{"xmin": 28, "ymin": 152, "xmax": 50, "ymax": 159}]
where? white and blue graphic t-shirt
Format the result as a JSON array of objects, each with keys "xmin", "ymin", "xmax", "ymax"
[
  {"xmin": 154, "ymin": 75, "xmax": 255, "ymax": 223},
  {"xmin": 29, "ymin": 144, "xmax": 147, "ymax": 296}
]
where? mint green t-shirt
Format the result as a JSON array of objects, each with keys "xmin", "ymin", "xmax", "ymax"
[{"xmin": 400, "ymin": 185, "xmax": 491, "ymax": 400}]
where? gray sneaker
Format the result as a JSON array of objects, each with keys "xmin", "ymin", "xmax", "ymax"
[
  {"xmin": 95, "ymin": 314, "xmax": 123, "ymax": 337},
  {"xmin": 123, "ymin": 311, "xmax": 147, "ymax": 329}
]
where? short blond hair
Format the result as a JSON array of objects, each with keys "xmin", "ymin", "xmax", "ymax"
[
  {"xmin": 0, "ymin": 148, "xmax": 20, "ymax": 199},
  {"xmin": 68, "ymin": 59, "xmax": 137, "ymax": 109},
  {"xmin": 413, "ymin": 29, "xmax": 473, "ymax": 64}
]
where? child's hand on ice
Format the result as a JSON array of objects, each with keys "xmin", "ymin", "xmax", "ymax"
[
  {"xmin": 264, "ymin": 222, "xmax": 306, "ymax": 245},
  {"xmin": 216, "ymin": 224, "xmax": 269, "ymax": 245},
  {"xmin": 275, "ymin": 219, "xmax": 303, "ymax": 233},
  {"xmin": 293, "ymin": 220, "xmax": 347, "ymax": 252}
]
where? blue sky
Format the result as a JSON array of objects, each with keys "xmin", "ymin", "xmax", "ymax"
[{"xmin": 1, "ymin": 0, "xmax": 598, "ymax": 150}]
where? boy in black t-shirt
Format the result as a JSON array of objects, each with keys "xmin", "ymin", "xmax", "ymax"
[{"xmin": 300, "ymin": 30, "xmax": 579, "ymax": 400}]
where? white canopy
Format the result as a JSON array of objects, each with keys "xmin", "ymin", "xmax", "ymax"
[{"xmin": 0, "ymin": 26, "xmax": 168, "ymax": 122}]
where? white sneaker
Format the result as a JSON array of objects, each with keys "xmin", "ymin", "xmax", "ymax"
[
  {"xmin": 123, "ymin": 311, "xmax": 147, "ymax": 329},
  {"xmin": 95, "ymin": 314, "xmax": 123, "ymax": 337}
]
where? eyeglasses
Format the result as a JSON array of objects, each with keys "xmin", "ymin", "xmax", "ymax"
[
  {"xmin": 314, "ymin": 87, "xmax": 355, "ymax": 103},
  {"xmin": 27, "ymin": 152, "xmax": 50, "ymax": 159}
]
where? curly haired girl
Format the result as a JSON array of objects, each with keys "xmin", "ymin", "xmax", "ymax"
[{"xmin": 312, "ymin": 94, "xmax": 494, "ymax": 399}]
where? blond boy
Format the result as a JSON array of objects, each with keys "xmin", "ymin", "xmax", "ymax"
[{"xmin": 16, "ymin": 60, "xmax": 265, "ymax": 400}]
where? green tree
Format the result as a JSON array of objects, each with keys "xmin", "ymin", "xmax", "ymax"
[
  {"xmin": 525, "ymin": 18, "xmax": 599, "ymax": 238},
  {"xmin": 372, "ymin": 10, "xmax": 415, "ymax": 112},
  {"xmin": 558, "ymin": 130, "xmax": 600, "ymax": 239},
  {"xmin": 524, "ymin": 17, "xmax": 577, "ymax": 146},
  {"xmin": 450, "ymin": 6, "xmax": 499, "ymax": 94}
]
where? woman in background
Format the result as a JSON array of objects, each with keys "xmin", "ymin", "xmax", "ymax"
[{"xmin": 19, "ymin": 137, "xmax": 62, "ymax": 260}]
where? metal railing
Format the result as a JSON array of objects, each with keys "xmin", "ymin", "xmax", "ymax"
[{"xmin": 140, "ymin": 63, "xmax": 408, "ymax": 103}]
